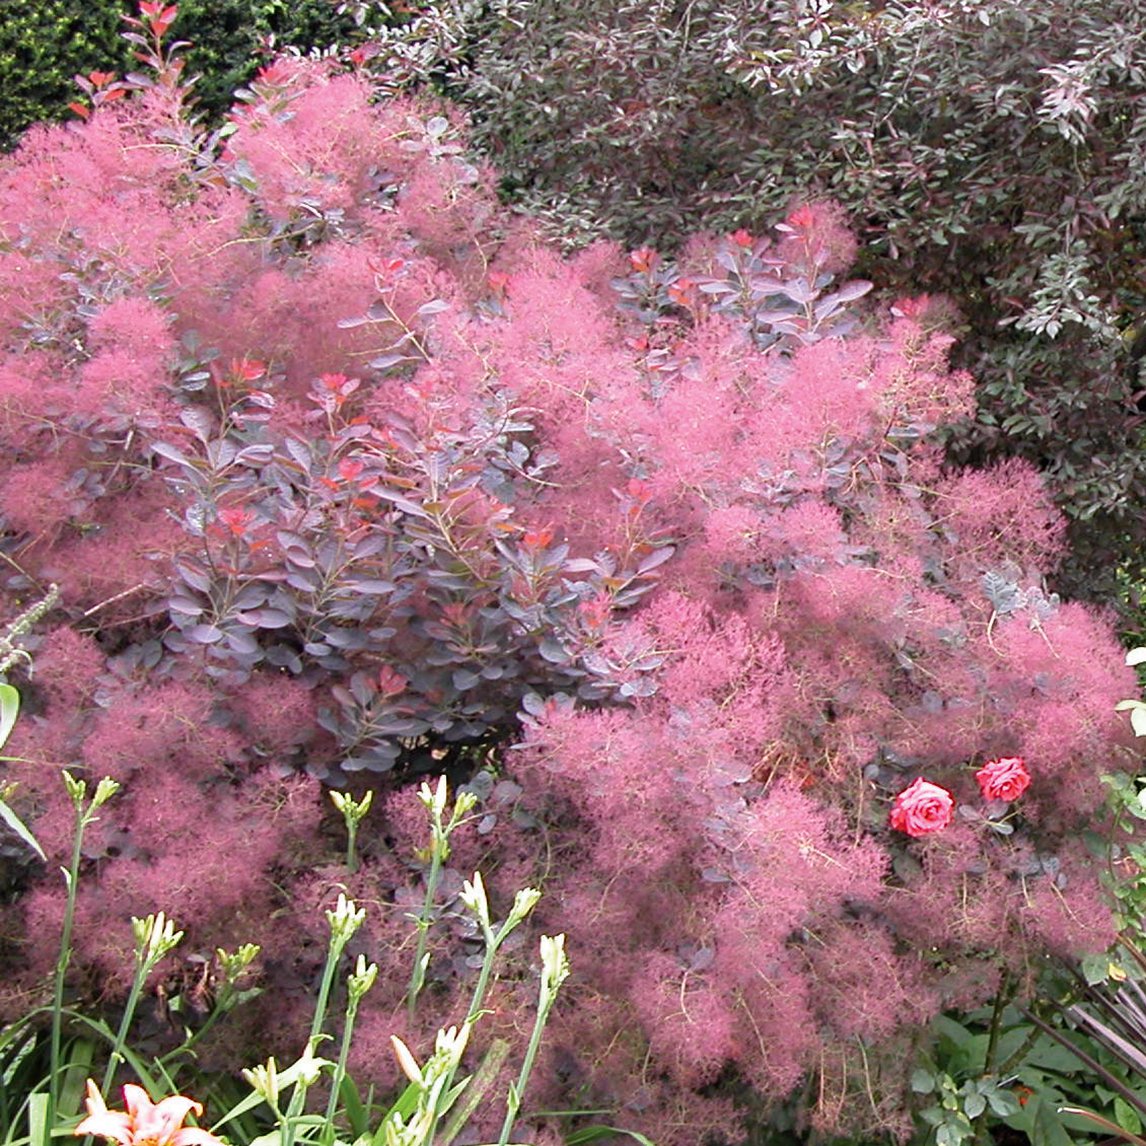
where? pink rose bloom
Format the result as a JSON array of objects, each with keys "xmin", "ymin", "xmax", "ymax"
[
  {"xmin": 975, "ymin": 756, "xmax": 1031, "ymax": 802},
  {"xmin": 889, "ymin": 778, "xmax": 954, "ymax": 837}
]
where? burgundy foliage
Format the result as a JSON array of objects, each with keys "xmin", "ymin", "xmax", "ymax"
[{"xmin": 0, "ymin": 29, "xmax": 1139, "ymax": 1145}]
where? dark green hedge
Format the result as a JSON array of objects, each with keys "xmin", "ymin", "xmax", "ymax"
[
  {"xmin": 0, "ymin": 0, "xmax": 363, "ymax": 149},
  {"xmin": 172, "ymin": 0, "xmax": 363, "ymax": 122},
  {"xmin": 0, "ymin": 1, "xmax": 127, "ymax": 148}
]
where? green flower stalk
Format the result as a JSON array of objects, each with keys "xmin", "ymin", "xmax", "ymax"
[
  {"xmin": 330, "ymin": 789, "xmax": 372, "ymax": 874},
  {"xmin": 263, "ymin": 894, "xmax": 366, "ymax": 1146},
  {"xmin": 461, "ymin": 874, "xmax": 541, "ymax": 1024},
  {"xmin": 322, "ymin": 954, "xmax": 378, "ymax": 1143},
  {"xmin": 315, "ymin": 894, "xmax": 366, "ymax": 1045},
  {"xmin": 497, "ymin": 934, "xmax": 571, "ymax": 1146},
  {"xmin": 158, "ymin": 943, "xmax": 261, "ymax": 1070},
  {"xmin": 101, "ymin": 911, "xmax": 184, "ymax": 1095},
  {"xmin": 407, "ymin": 778, "xmax": 477, "ymax": 1020},
  {"xmin": 50, "ymin": 772, "xmax": 118, "ymax": 1122}
]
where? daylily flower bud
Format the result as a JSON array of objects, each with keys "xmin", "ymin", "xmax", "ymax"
[
  {"xmin": 418, "ymin": 776, "xmax": 448, "ymax": 819},
  {"xmin": 92, "ymin": 778, "xmax": 120, "ymax": 809},
  {"xmin": 390, "ymin": 1035, "xmax": 423, "ymax": 1086},
  {"xmin": 242, "ymin": 1057, "xmax": 280, "ymax": 1107},
  {"xmin": 459, "ymin": 872, "xmax": 490, "ymax": 926},
  {"xmin": 348, "ymin": 954, "xmax": 378, "ymax": 1003},
  {"xmin": 62, "ymin": 770, "xmax": 86, "ymax": 807},
  {"xmin": 540, "ymin": 933, "xmax": 570, "ymax": 995},
  {"xmin": 507, "ymin": 887, "xmax": 541, "ymax": 927},
  {"xmin": 217, "ymin": 943, "xmax": 260, "ymax": 985},
  {"xmin": 132, "ymin": 912, "xmax": 183, "ymax": 966},
  {"xmin": 326, "ymin": 893, "xmax": 366, "ymax": 943}
]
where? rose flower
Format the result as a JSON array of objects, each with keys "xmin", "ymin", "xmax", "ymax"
[
  {"xmin": 975, "ymin": 756, "xmax": 1031, "ymax": 803},
  {"xmin": 889, "ymin": 778, "xmax": 954, "ymax": 838}
]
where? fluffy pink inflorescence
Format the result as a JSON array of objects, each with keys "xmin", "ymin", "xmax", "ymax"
[
  {"xmin": 889, "ymin": 778, "xmax": 955, "ymax": 837},
  {"xmin": 975, "ymin": 756, "xmax": 1031, "ymax": 802},
  {"xmin": 0, "ymin": 48, "xmax": 1139, "ymax": 1146}
]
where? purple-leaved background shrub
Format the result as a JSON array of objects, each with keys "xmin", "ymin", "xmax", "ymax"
[{"xmin": 0, "ymin": 36, "xmax": 1138, "ymax": 1145}]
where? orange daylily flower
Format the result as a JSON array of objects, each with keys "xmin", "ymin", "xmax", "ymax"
[{"xmin": 74, "ymin": 1080, "xmax": 225, "ymax": 1146}]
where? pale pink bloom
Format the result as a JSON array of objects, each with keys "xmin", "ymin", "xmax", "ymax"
[{"xmin": 74, "ymin": 1080, "xmax": 224, "ymax": 1146}]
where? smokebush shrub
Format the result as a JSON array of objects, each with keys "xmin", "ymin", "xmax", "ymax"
[
  {"xmin": 0, "ymin": 29, "xmax": 1139, "ymax": 1146},
  {"xmin": 372, "ymin": 0, "xmax": 1146, "ymax": 606}
]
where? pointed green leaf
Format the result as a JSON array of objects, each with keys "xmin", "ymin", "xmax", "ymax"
[
  {"xmin": 0, "ymin": 683, "xmax": 18, "ymax": 752},
  {"xmin": 0, "ymin": 797, "xmax": 45, "ymax": 862}
]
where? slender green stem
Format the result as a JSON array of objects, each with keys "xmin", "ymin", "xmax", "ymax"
[
  {"xmin": 279, "ymin": 897, "xmax": 363, "ymax": 1146},
  {"xmin": 407, "ymin": 781, "xmax": 476, "ymax": 1022},
  {"xmin": 464, "ymin": 922, "xmax": 502, "ymax": 1025},
  {"xmin": 407, "ymin": 841, "xmax": 445, "ymax": 1021},
  {"xmin": 100, "ymin": 963, "xmax": 151, "ymax": 1096},
  {"xmin": 497, "ymin": 935, "xmax": 568, "ymax": 1146},
  {"xmin": 497, "ymin": 1005, "xmax": 549, "ymax": 1146},
  {"xmin": 322, "ymin": 992, "xmax": 363, "ymax": 1142},
  {"xmin": 309, "ymin": 938, "xmax": 348, "ymax": 1048},
  {"xmin": 48, "ymin": 803, "xmax": 87, "ymax": 1130},
  {"xmin": 344, "ymin": 822, "xmax": 359, "ymax": 874}
]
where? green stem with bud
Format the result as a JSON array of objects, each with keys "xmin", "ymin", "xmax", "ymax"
[{"xmin": 51, "ymin": 773, "xmax": 118, "ymax": 1123}]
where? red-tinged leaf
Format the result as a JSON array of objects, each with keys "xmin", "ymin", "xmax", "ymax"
[
  {"xmin": 282, "ymin": 437, "xmax": 313, "ymax": 471},
  {"xmin": 224, "ymin": 630, "xmax": 260, "ymax": 656},
  {"xmin": 776, "ymin": 278, "xmax": 815, "ymax": 304},
  {"xmin": 636, "ymin": 546, "xmax": 675, "ymax": 574},
  {"xmin": 234, "ymin": 444, "xmax": 275, "ymax": 466},
  {"xmin": 563, "ymin": 558, "xmax": 603, "ymax": 574},
  {"xmin": 285, "ymin": 569, "xmax": 321, "ymax": 592},
  {"xmin": 168, "ymin": 596, "xmax": 204, "ymax": 616},
  {"xmin": 67, "ymin": 103, "xmax": 91, "ymax": 120},
  {"xmin": 282, "ymin": 545, "xmax": 316, "ymax": 569},
  {"xmin": 179, "ymin": 406, "xmax": 216, "ymax": 443},
  {"xmin": 173, "ymin": 560, "xmax": 213, "ymax": 592},
  {"xmin": 233, "ymin": 585, "xmax": 271, "ymax": 610},
  {"xmin": 343, "ymin": 580, "xmax": 397, "ymax": 594},
  {"xmin": 755, "ymin": 307, "xmax": 802, "ymax": 325},
  {"xmin": 539, "ymin": 637, "xmax": 570, "ymax": 664}
]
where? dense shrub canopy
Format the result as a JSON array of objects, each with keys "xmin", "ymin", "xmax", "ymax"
[
  {"xmin": 390, "ymin": 0, "xmax": 1146, "ymax": 607},
  {"xmin": 0, "ymin": 34, "xmax": 1140, "ymax": 1146}
]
